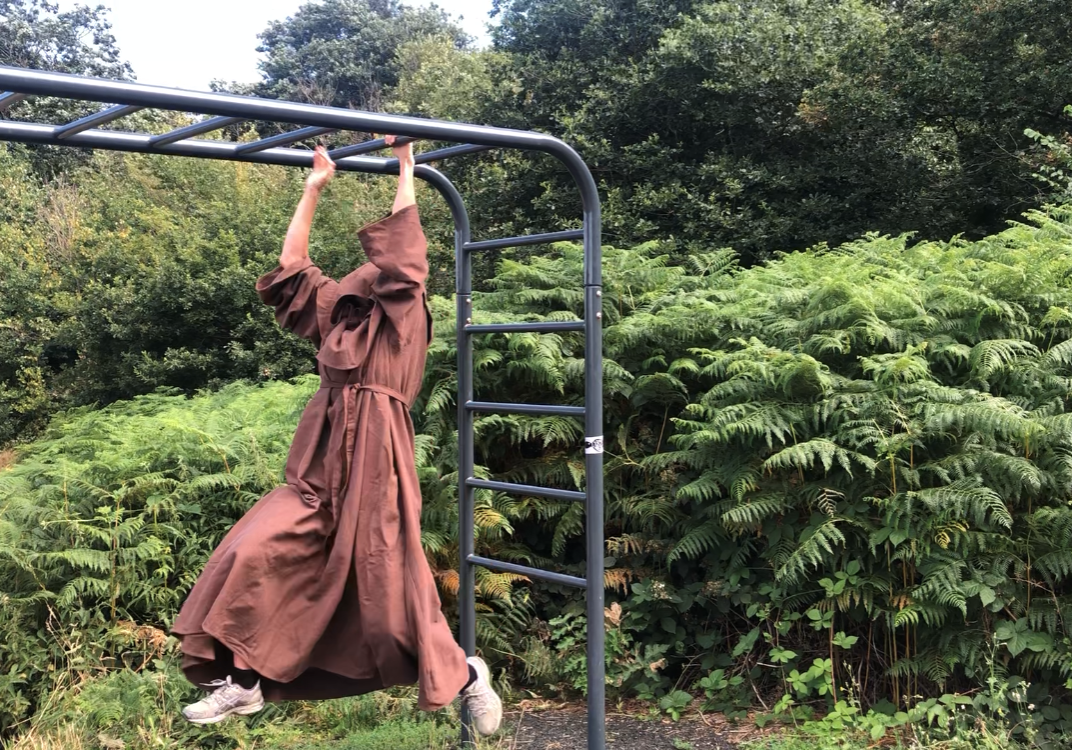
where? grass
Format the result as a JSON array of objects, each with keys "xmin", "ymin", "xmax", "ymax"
[
  {"xmin": 743, "ymin": 735, "xmax": 878, "ymax": 750},
  {"xmin": 6, "ymin": 725, "xmax": 92, "ymax": 750},
  {"xmin": 6, "ymin": 712, "xmax": 516, "ymax": 750},
  {"xmin": 742, "ymin": 726, "xmax": 1041, "ymax": 750},
  {"xmin": 6, "ymin": 701, "xmax": 1048, "ymax": 750},
  {"xmin": 1, "ymin": 658, "xmax": 516, "ymax": 750},
  {"xmin": 2, "ymin": 659, "xmax": 1044, "ymax": 750},
  {"xmin": 8, "ymin": 719, "xmax": 510, "ymax": 750},
  {"xmin": 263, "ymin": 721, "xmax": 457, "ymax": 750}
]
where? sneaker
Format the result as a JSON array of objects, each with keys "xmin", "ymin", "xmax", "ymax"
[
  {"xmin": 461, "ymin": 656, "xmax": 503, "ymax": 736},
  {"xmin": 182, "ymin": 676, "xmax": 265, "ymax": 725}
]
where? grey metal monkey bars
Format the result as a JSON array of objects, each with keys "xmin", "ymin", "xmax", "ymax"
[{"xmin": 0, "ymin": 66, "xmax": 605, "ymax": 748}]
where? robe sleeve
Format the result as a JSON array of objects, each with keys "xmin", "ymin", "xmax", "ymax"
[
  {"xmin": 358, "ymin": 204, "xmax": 429, "ymax": 301},
  {"xmin": 255, "ymin": 257, "xmax": 338, "ymax": 347}
]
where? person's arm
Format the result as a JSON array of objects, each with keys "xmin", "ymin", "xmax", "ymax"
[
  {"xmin": 386, "ymin": 135, "xmax": 416, "ymax": 213},
  {"xmin": 351, "ymin": 136, "xmax": 427, "ymax": 297},
  {"xmin": 280, "ymin": 145, "xmax": 336, "ymax": 268}
]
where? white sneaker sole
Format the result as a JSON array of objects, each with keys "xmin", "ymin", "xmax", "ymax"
[{"xmin": 185, "ymin": 700, "xmax": 265, "ymax": 725}]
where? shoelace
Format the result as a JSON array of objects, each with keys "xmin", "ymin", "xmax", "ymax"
[
  {"xmin": 200, "ymin": 678, "xmax": 233, "ymax": 690},
  {"xmin": 197, "ymin": 677, "xmax": 245, "ymax": 709}
]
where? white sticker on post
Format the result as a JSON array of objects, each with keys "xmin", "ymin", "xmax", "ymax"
[{"xmin": 585, "ymin": 436, "xmax": 604, "ymax": 455}]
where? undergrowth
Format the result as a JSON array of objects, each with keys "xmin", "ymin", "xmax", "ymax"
[
  {"xmin": 4, "ymin": 655, "xmax": 471, "ymax": 750},
  {"xmin": 8, "ymin": 208, "xmax": 1072, "ymax": 743}
]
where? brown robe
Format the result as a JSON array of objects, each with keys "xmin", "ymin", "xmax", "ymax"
[{"xmin": 172, "ymin": 205, "xmax": 469, "ymax": 711}]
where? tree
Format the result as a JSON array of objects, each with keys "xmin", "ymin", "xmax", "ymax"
[
  {"xmin": 0, "ymin": 0, "xmax": 129, "ymax": 77},
  {"xmin": 1027, "ymin": 106, "xmax": 1072, "ymax": 204},
  {"xmin": 254, "ymin": 0, "xmax": 469, "ymax": 110},
  {"xmin": 389, "ymin": 34, "xmax": 511, "ymax": 124},
  {"xmin": 480, "ymin": 0, "xmax": 902, "ymax": 262},
  {"xmin": 0, "ymin": 143, "xmax": 462, "ymax": 444},
  {"xmin": 854, "ymin": 0, "xmax": 1072, "ymax": 234},
  {"xmin": 0, "ymin": 0, "xmax": 132, "ymax": 176},
  {"xmin": 477, "ymin": 0, "xmax": 1072, "ymax": 263}
]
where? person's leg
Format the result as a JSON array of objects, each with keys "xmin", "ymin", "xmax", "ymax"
[{"xmin": 231, "ymin": 653, "xmax": 260, "ymax": 690}]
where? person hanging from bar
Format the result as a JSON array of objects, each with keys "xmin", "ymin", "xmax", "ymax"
[{"xmin": 171, "ymin": 136, "xmax": 502, "ymax": 734}]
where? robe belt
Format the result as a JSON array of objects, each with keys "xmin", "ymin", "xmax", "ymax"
[{"xmin": 319, "ymin": 374, "xmax": 412, "ymax": 513}]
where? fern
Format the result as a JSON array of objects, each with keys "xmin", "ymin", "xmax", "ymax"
[
  {"xmin": 10, "ymin": 208, "xmax": 1072, "ymax": 723},
  {"xmin": 776, "ymin": 519, "xmax": 849, "ymax": 584}
]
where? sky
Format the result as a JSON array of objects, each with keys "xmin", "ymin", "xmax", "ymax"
[{"xmin": 55, "ymin": 0, "xmax": 496, "ymax": 91}]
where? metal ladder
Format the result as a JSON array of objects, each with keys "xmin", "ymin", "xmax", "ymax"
[{"xmin": 455, "ymin": 221, "xmax": 605, "ymax": 748}]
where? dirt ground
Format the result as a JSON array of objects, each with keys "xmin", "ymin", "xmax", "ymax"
[{"xmin": 501, "ymin": 706, "xmax": 766, "ymax": 750}]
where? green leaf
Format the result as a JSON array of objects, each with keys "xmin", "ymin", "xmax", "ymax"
[{"xmin": 732, "ymin": 628, "xmax": 761, "ymax": 658}]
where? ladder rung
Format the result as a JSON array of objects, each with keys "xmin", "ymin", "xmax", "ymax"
[
  {"xmin": 414, "ymin": 143, "xmax": 493, "ymax": 164},
  {"xmin": 150, "ymin": 116, "xmax": 244, "ymax": 147},
  {"xmin": 328, "ymin": 135, "xmax": 417, "ymax": 160},
  {"xmin": 465, "ymin": 229, "xmax": 584, "ymax": 252},
  {"xmin": 235, "ymin": 125, "xmax": 337, "ymax": 154},
  {"xmin": 0, "ymin": 92, "xmax": 25, "ymax": 111},
  {"xmin": 466, "ymin": 478, "xmax": 585, "ymax": 502},
  {"xmin": 467, "ymin": 555, "xmax": 587, "ymax": 588},
  {"xmin": 465, "ymin": 320, "xmax": 584, "ymax": 334},
  {"xmin": 467, "ymin": 401, "xmax": 584, "ymax": 417},
  {"xmin": 56, "ymin": 104, "xmax": 143, "ymax": 139}
]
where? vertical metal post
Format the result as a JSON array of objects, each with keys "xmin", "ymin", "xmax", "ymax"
[
  {"xmin": 582, "ymin": 193, "xmax": 605, "ymax": 750},
  {"xmin": 440, "ymin": 173, "xmax": 476, "ymax": 748},
  {"xmin": 456, "ymin": 237, "xmax": 476, "ymax": 663}
]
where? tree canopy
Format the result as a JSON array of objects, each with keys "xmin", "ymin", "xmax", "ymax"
[
  {"xmin": 254, "ymin": 0, "xmax": 468, "ymax": 109},
  {"xmin": 443, "ymin": 0, "xmax": 1072, "ymax": 262},
  {"xmin": 0, "ymin": 0, "xmax": 132, "ymax": 175}
]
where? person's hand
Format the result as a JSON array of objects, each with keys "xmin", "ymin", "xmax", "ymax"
[
  {"xmin": 305, "ymin": 145, "xmax": 336, "ymax": 193},
  {"xmin": 384, "ymin": 135, "xmax": 414, "ymax": 168}
]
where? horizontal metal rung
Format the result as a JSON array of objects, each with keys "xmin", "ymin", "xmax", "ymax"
[
  {"xmin": 465, "ymin": 320, "xmax": 584, "ymax": 334},
  {"xmin": 56, "ymin": 104, "xmax": 143, "ymax": 138},
  {"xmin": 467, "ymin": 401, "xmax": 584, "ymax": 417},
  {"xmin": 328, "ymin": 135, "xmax": 417, "ymax": 160},
  {"xmin": 467, "ymin": 555, "xmax": 586, "ymax": 588},
  {"xmin": 465, "ymin": 229, "xmax": 584, "ymax": 253},
  {"xmin": 150, "ymin": 116, "xmax": 244, "ymax": 147},
  {"xmin": 0, "ymin": 91, "xmax": 25, "ymax": 111},
  {"xmin": 414, "ymin": 143, "xmax": 493, "ymax": 164},
  {"xmin": 235, "ymin": 125, "xmax": 337, "ymax": 154},
  {"xmin": 0, "ymin": 119, "xmax": 396, "ymax": 173},
  {"xmin": 466, "ymin": 478, "xmax": 585, "ymax": 502}
]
